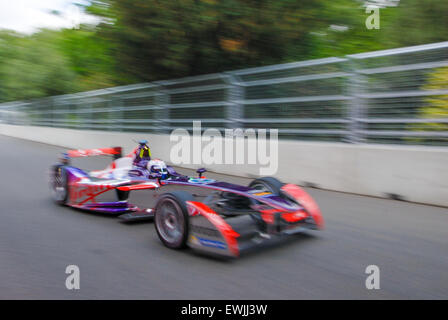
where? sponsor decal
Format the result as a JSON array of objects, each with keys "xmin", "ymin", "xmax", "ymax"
[
  {"xmin": 197, "ymin": 237, "xmax": 227, "ymax": 250},
  {"xmin": 253, "ymin": 191, "xmax": 272, "ymax": 196},
  {"xmin": 69, "ymin": 183, "xmax": 113, "ymax": 204},
  {"xmin": 188, "ymin": 177, "xmax": 215, "ymax": 184}
]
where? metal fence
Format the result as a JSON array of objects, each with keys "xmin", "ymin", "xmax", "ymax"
[{"xmin": 1, "ymin": 41, "xmax": 448, "ymax": 146}]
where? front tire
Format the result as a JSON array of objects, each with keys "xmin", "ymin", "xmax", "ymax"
[
  {"xmin": 249, "ymin": 176, "xmax": 284, "ymax": 195},
  {"xmin": 248, "ymin": 177, "xmax": 287, "ymax": 231},
  {"xmin": 154, "ymin": 191, "xmax": 194, "ymax": 249}
]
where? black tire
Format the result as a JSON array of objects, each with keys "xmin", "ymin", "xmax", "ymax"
[
  {"xmin": 50, "ymin": 165, "xmax": 69, "ymax": 205},
  {"xmin": 154, "ymin": 191, "xmax": 194, "ymax": 249},
  {"xmin": 248, "ymin": 177, "xmax": 286, "ymax": 231},
  {"xmin": 248, "ymin": 177, "xmax": 284, "ymax": 195}
]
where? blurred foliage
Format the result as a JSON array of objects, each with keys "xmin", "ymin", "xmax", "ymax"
[
  {"xmin": 93, "ymin": 0, "xmax": 329, "ymax": 82},
  {"xmin": 0, "ymin": 0, "xmax": 448, "ymax": 102},
  {"xmin": 0, "ymin": 30, "xmax": 77, "ymax": 101},
  {"xmin": 420, "ymin": 67, "xmax": 448, "ymax": 130},
  {"xmin": 406, "ymin": 66, "xmax": 448, "ymax": 144}
]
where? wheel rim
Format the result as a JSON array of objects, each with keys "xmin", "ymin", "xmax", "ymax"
[{"xmin": 156, "ymin": 198, "xmax": 184, "ymax": 245}]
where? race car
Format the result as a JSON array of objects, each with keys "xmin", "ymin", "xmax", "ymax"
[{"xmin": 49, "ymin": 141, "xmax": 324, "ymax": 258}]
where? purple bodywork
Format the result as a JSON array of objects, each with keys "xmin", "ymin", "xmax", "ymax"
[
  {"xmin": 62, "ymin": 163, "xmax": 298, "ymax": 215},
  {"xmin": 50, "ymin": 147, "xmax": 324, "ymax": 257}
]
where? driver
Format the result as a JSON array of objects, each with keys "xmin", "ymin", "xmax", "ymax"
[{"xmin": 133, "ymin": 140, "xmax": 152, "ymax": 169}]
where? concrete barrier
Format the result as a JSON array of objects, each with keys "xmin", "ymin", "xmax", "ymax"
[{"xmin": 1, "ymin": 123, "xmax": 447, "ymax": 207}]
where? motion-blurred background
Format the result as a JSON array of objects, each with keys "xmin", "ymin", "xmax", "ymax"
[
  {"xmin": 0, "ymin": 0, "xmax": 447, "ymax": 194},
  {"xmin": 0, "ymin": 0, "xmax": 446, "ymax": 100},
  {"xmin": 1, "ymin": 0, "xmax": 448, "ymax": 146},
  {"xmin": 0, "ymin": 0, "xmax": 447, "ymax": 300}
]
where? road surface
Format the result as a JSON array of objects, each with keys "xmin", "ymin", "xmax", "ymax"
[{"xmin": 0, "ymin": 134, "xmax": 447, "ymax": 299}]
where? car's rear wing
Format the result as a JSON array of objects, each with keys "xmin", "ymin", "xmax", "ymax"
[{"xmin": 66, "ymin": 147, "xmax": 122, "ymax": 159}]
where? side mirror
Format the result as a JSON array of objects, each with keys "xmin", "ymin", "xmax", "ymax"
[{"xmin": 196, "ymin": 168, "xmax": 207, "ymax": 178}]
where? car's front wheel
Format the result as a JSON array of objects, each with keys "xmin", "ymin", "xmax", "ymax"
[
  {"xmin": 248, "ymin": 176, "xmax": 284, "ymax": 195},
  {"xmin": 154, "ymin": 191, "xmax": 193, "ymax": 249}
]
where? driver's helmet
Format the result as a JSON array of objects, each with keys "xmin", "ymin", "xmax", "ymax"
[{"xmin": 146, "ymin": 159, "xmax": 168, "ymax": 179}]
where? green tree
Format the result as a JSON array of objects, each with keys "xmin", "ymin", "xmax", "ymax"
[
  {"xmin": 0, "ymin": 30, "xmax": 77, "ymax": 102},
  {"xmin": 88, "ymin": 0, "xmax": 331, "ymax": 82},
  {"xmin": 2, "ymin": 0, "xmax": 448, "ymax": 103},
  {"xmin": 59, "ymin": 27, "xmax": 118, "ymax": 91}
]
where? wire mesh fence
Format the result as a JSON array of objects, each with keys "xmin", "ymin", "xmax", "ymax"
[{"xmin": 1, "ymin": 41, "xmax": 448, "ymax": 146}]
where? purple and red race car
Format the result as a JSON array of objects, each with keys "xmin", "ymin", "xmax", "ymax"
[{"xmin": 49, "ymin": 141, "xmax": 324, "ymax": 258}]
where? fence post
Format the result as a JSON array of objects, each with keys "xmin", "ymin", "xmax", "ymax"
[
  {"xmin": 75, "ymin": 100, "xmax": 82, "ymax": 130},
  {"xmin": 346, "ymin": 58, "xmax": 367, "ymax": 143},
  {"xmin": 37, "ymin": 100, "xmax": 43, "ymax": 127},
  {"xmin": 154, "ymin": 83, "xmax": 170, "ymax": 134},
  {"xmin": 108, "ymin": 94, "xmax": 123, "ymax": 132},
  {"xmin": 225, "ymin": 73, "xmax": 244, "ymax": 130},
  {"xmin": 49, "ymin": 97, "xmax": 55, "ymax": 127}
]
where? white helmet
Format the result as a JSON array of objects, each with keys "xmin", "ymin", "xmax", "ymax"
[{"xmin": 147, "ymin": 159, "xmax": 168, "ymax": 178}]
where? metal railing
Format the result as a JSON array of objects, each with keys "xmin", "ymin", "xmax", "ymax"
[{"xmin": 1, "ymin": 41, "xmax": 448, "ymax": 146}]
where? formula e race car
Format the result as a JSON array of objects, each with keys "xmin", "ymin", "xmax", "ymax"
[{"xmin": 49, "ymin": 141, "xmax": 324, "ymax": 258}]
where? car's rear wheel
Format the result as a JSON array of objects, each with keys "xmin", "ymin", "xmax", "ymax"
[
  {"xmin": 51, "ymin": 165, "xmax": 68, "ymax": 205},
  {"xmin": 154, "ymin": 191, "xmax": 193, "ymax": 249}
]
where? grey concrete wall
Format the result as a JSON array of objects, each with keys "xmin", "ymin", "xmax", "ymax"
[{"xmin": 1, "ymin": 124, "xmax": 447, "ymax": 207}]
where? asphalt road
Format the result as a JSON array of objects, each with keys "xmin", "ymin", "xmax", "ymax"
[{"xmin": 0, "ymin": 134, "xmax": 447, "ymax": 299}]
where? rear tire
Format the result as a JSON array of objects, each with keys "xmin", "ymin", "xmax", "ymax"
[
  {"xmin": 50, "ymin": 165, "xmax": 69, "ymax": 205},
  {"xmin": 154, "ymin": 191, "xmax": 194, "ymax": 249}
]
